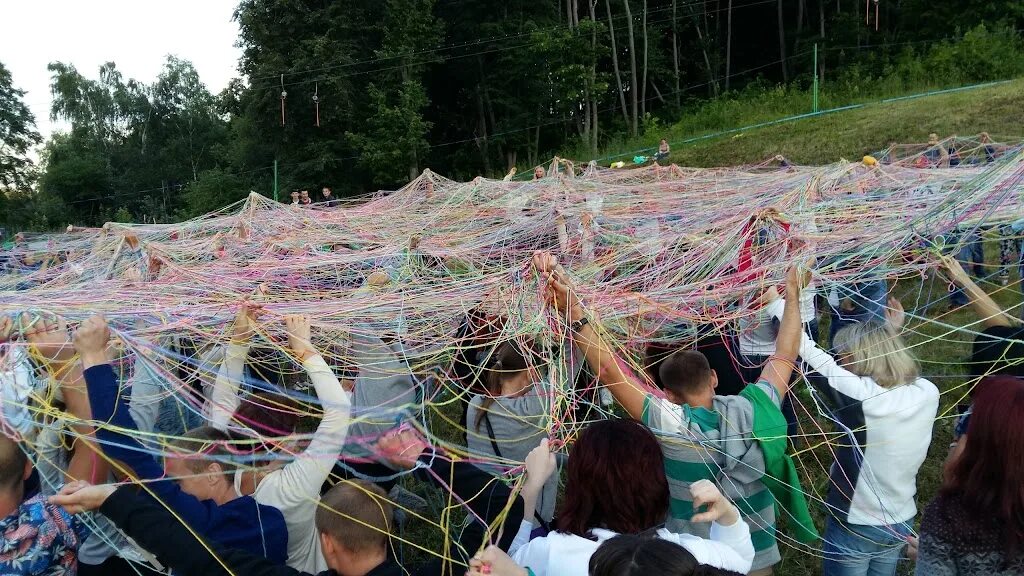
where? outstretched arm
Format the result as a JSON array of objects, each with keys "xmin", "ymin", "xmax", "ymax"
[
  {"xmin": 25, "ymin": 314, "xmax": 109, "ymax": 485},
  {"xmin": 76, "ymin": 315, "xmax": 218, "ymax": 530},
  {"xmin": 257, "ymin": 315, "xmax": 351, "ymax": 506},
  {"xmin": 208, "ymin": 303, "xmax": 261, "ymax": 429},
  {"xmin": 378, "ymin": 430, "xmax": 525, "ymax": 561},
  {"xmin": 52, "ymin": 482, "xmax": 303, "ymax": 576},
  {"xmin": 938, "ymin": 253, "xmax": 1018, "ymax": 328},
  {"xmin": 757, "ymin": 266, "xmax": 804, "ymax": 399},
  {"xmin": 533, "ymin": 252, "xmax": 649, "ymax": 420}
]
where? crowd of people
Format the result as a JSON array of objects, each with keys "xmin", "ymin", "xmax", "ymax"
[
  {"xmin": 288, "ymin": 187, "xmax": 341, "ymax": 208},
  {"xmin": 2, "ymin": 137, "xmax": 1024, "ymax": 576},
  {"xmin": 1, "ymin": 241, "xmax": 1022, "ymax": 576}
]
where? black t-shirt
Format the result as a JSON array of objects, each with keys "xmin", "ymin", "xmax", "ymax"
[{"xmin": 970, "ymin": 325, "xmax": 1024, "ymax": 378}]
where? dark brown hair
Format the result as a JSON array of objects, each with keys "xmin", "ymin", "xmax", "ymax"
[
  {"xmin": 942, "ymin": 375, "xmax": 1024, "ymax": 555},
  {"xmin": 555, "ymin": 419, "xmax": 670, "ymax": 537},
  {"xmin": 231, "ymin": 392, "xmax": 304, "ymax": 440},
  {"xmin": 590, "ymin": 534, "xmax": 744, "ymax": 576},
  {"xmin": 475, "ymin": 340, "xmax": 533, "ymax": 431},
  {"xmin": 659, "ymin": 350, "xmax": 712, "ymax": 396}
]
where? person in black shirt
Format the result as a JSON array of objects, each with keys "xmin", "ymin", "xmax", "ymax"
[
  {"xmin": 319, "ymin": 187, "xmax": 340, "ymax": 207},
  {"xmin": 50, "ymin": 430, "xmax": 525, "ymax": 576}
]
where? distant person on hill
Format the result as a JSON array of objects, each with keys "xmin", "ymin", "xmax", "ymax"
[
  {"xmin": 980, "ymin": 132, "xmax": 1000, "ymax": 164},
  {"xmin": 289, "ymin": 191, "xmax": 300, "ymax": 206},
  {"xmin": 925, "ymin": 133, "xmax": 950, "ymax": 168},
  {"xmin": 318, "ymin": 187, "xmax": 339, "ymax": 207},
  {"xmin": 533, "ymin": 166, "xmax": 546, "ymax": 180},
  {"xmin": 654, "ymin": 139, "xmax": 670, "ymax": 164},
  {"xmin": 299, "ymin": 190, "xmax": 312, "ymax": 206}
]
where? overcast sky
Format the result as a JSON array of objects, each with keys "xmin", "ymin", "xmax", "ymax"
[{"xmin": 1, "ymin": 0, "xmax": 241, "ymax": 142}]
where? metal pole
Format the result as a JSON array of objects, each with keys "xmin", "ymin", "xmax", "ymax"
[
  {"xmin": 813, "ymin": 43, "xmax": 820, "ymax": 113},
  {"xmin": 273, "ymin": 159, "xmax": 279, "ymax": 202}
]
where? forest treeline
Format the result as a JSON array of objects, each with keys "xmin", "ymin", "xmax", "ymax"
[{"xmin": 2, "ymin": 0, "xmax": 1024, "ymax": 229}]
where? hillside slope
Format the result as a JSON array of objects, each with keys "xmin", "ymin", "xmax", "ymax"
[{"xmin": 647, "ymin": 78, "xmax": 1024, "ymax": 167}]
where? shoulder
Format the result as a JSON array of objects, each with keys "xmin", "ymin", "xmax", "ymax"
[
  {"xmin": 921, "ymin": 492, "xmax": 963, "ymax": 536},
  {"xmin": 642, "ymin": 393, "xmax": 682, "ymax": 428},
  {"xmin": 916, "ymin": 377, "xmax": 940, "ymax": 397}
]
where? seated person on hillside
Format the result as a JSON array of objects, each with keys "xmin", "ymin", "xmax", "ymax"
[
  {"xmin": 654, "ymin": 139, "xmax": 670, "ymax": 163},
  {"xmin": 924, "ymin": 133, "xmax": 950, "ymax": 168}
]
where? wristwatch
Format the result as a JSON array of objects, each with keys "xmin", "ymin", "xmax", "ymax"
[{"xmin": 570, "ymin": 316, "xmax": 590, "ymax": 332}]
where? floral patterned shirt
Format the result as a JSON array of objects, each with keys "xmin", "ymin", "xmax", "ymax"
[{"xmin": 0, "ymin": 495, "xmax": 87, "ymax": 575}]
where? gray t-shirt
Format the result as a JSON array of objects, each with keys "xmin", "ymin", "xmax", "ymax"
[
  {"xmin": 346, "ymin": 332, "xmax": 418, "ymax": 460},
  {"xmin": 465, "ymin": 382, "xmax": 557, "ymax": 523}
]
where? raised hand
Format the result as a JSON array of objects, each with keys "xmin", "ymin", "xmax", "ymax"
[
  {"xmin": 231, "ymin": 302, "xmax": 262, "ymax": 342},
  {"xmin": 689, "ymin": 479, "xmax": 740, "ymax": 526},
  {"xmin": 524, "ymin": 438, "xmax": 557, "ymax": 489},
  {"xmin": 785, "ymin": 263, "xmax": 808, "ymax": 293},
  {"xmin": 73, "ymin": 315, "xmax": 112, "ymax": 369},
  {"xmin": 23, "ymin": 313, "xmax": 75, "ymax": 366},
  {"xmin": 0, "ymin": 315, "xmax": 14, "ymax": 344},
  {"xmin": 533, "ymin": 252, "xmax": 583, "ymax": 322},
  {"xmin": 936, "ymin": 252, "xmax": 968, "ymax": 285},
  {"xmin": 467, "ymin": 545, "xmax": 528, "ymax": 576},
  {"xmin": 49, "ymin": 480, "xmax": 116, "ymax": 514},
  {"xmin": 885, "ymin": 296, "xmax": 906, "ymax": 330},
  {"xmin": 284, "ymin": 315, "xmax": 315, "ymax": 360}
]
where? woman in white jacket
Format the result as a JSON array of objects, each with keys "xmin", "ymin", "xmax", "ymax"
[
  {"xmin": 768, "ymin": 298, "xmax": 939, "ymax": 576},
  {"xmin": 208, "ymin": 307, "xmax": 351, "ymax": 573},
  {"xmin": 506, "ymin": 419, "xmax": 754, "ymax": 576}
]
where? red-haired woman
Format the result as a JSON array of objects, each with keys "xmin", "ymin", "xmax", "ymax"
[
  {"xmin": 915, "ymin": 375, "xmax": 1024, "ymax": 575},
  {"xmin": 506, "ymin": 419, "xmax": 754, "ymax": 576}
]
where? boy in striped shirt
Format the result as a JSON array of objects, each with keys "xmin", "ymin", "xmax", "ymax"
[{"xmin": 535, "ymin": 253, "xmax": 806, "ymax": 575}]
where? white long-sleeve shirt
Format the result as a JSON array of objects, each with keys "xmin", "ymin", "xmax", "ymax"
[
  {"xmin": 508, "ymin": 517, "xmax": 755, "ymax": 576},
  {"xmin": 789, "ymin": 328, "xmax": 939, "ymax": 526},
  {"xmin": 210, "ymin": 342, "xmax": 352, "ymax": 573}
]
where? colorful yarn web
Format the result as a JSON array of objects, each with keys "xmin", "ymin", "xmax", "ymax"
[{"xmin": 2, "ymin": 133, "xmax": 1024, "ymax": 570}]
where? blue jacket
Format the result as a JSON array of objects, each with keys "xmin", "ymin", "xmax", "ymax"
[{"xmin": 84, "ymin": 364, "xmax": 288, "ymax": 565}]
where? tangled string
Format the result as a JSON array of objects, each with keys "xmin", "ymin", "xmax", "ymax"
[{"xmin": 2, "ymin": 133, "xmax": 1023, "ymax": 564}]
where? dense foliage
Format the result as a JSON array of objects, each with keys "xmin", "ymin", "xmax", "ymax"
[{"xmin": 2, "ymin": 0, "xmax": 1024, "ymax": 229}]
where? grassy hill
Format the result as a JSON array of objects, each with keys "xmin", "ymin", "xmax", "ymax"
[{"xmin": 586, "ymin": 78, "xmax": 1024, "ymax": 167}]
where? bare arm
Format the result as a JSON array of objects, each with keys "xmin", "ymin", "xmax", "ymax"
[
  {"xmin": 939, "ymin": 253, "xmax": 1018, "ymax": 328},
  {"xmin": 758, "ymin": 267, "xmax": 804, "ymax": 399},
  {"xmin": 534, "ymin": 253, "xmax": 649, "ymax": 419},
  {"xmin": 25, "ymin": 315, "xmax": 109, "ymax": 484}
]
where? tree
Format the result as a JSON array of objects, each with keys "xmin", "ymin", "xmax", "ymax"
[
  {"xmin": 0, "ymin": 61, "xmax": 41, "ymax": 191},
  {"xmin": 39, "ymin": 59, "xmax": 228, "ymax": 224}
]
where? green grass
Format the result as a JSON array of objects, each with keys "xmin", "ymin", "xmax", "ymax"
[{"xmin": 580, "ymin": 77, "xmax": 1024, "ymax": 168}]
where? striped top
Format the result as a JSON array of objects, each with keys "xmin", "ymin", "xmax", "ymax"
[{"xmin": 642, "ymin": 381, "xmax": 781, "ymax": 570}]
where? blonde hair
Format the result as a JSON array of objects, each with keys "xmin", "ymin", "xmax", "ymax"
[{"xmin": 832, "ymin": 321, "xmax": 919, "ymax": 388}]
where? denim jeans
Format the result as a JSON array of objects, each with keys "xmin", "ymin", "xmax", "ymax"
[
  {"xmin": 950, "ymin": 230, "xmax": 986, "ymax": 306},
  {"xmin": 822, "ymin": 516, "xmax": 912, "ymax": 576},
  {"xmin": 828, "ymin": 280, "xmax": 887, "ymax": 350},
  {"xmin": 998, "ymin": 224, "xmax": 1024, "ymax": 281}
]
